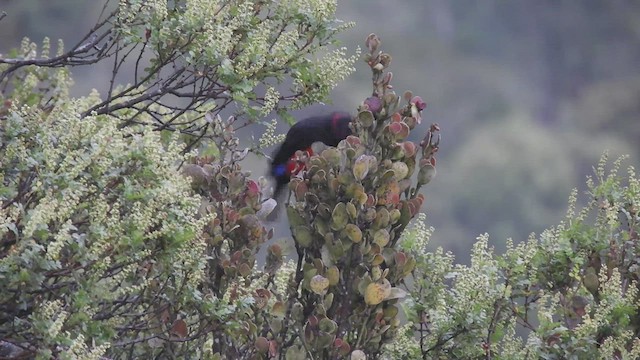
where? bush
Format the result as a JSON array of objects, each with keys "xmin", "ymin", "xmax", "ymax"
[
  {"xmin": 0, "ymin": 0, "xmax": 359, "ymax": 151},
  {"xmin": 176, "ymin": 33, "xmax": 441, "ymax": 359},
  {"xmin": 392, "ymin": 154, "xmax": 640, "ymax": 359},
  {"xmin": 277, "ymin": 33, "xmax": 440, "ymax": 358},
  {"xmin": 0, "ymin": 71, "xmax": 211, "ymax": 358},
  {"xmin": 1, "ymin": 27, "xmax": 441, "ymax": 358},
  {"xmin": 0, "ymin": 0, "xmax": 361, "ymax": 358}
]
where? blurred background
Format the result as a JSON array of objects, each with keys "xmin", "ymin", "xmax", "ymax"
[{"xmin": 1, "ymin": 1, "xmax": 639, "ymax": 260}]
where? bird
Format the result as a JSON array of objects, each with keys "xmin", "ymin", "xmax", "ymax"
[{"xmin": 270, "ymin": 111, "xmax": 352, "ymax": 201}]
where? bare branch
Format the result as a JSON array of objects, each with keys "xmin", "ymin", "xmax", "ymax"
[{"xmin": 0, "ymin": 9, "xmax": 117, "ymax": 83}]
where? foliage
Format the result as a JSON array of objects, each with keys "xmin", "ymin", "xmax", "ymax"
[
  {"xmin": 3, "ymin": 1, "xmax": 639, "ymax": 359},
  {"xmin": 5, "ymin": 0, "xmax": 640, "ymax": 271},
  {"xmin": 0, "ymin": 0, "xmax": 362, "ymax": 358},
  {"xmin": 279, "ymin": 33, "xmax": 440, "ymax": 358},
  {"xmin": 0, "ymin": 64, "xmax": 216, "ymax": 358},
  {"xmin": 179, "ymin": 114, "xmax": 283, "ymax": 358},
  {"xmin": 0, "ymin": 0, "xmax": 358, "ymax": 150},
  {"xmin": 177, "ymin": 33, "xmax": 441, "ymax": 360},
  {"xmin": 390, "ymin": 154, "xmax": 640, "ymax": 359}
]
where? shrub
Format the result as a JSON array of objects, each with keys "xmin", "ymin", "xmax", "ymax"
[
  {"xmin": 0, "ymin": 0, "xmax": 361, "ymax": 357},
  {"xmin": 391, "ymin": 154, "xmax": 640, "ymax": 359},
  {"xmin": 278, "ymin": 33, "xmax": 440, "ymax": 358},
  {"xmin": 0, "ymin": 70, "xmax": 212, "ymax": 358},
  {"xmin": 171, "ymin": 32, "xmax": 441, "ymax": 359},
  {"xmin": 0, "ymin": 0, "xmax": 359, "ymax": 150}
]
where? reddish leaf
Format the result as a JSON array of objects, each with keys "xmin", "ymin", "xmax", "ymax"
[
  {"xmin": 395, "ymin": 252, "xmax": 407, "ymax": 267},
  {"xmin": 170, "ymin": 319, "xmax": 188, "ymax": 339},
  {"xmin": 268, "ymin": 243, "xmax": 282, "ymax": 256},
  {"xmin": 346, "ymin": 135, "xmax": 361, "ymax": 147},
  {"xmin": 269, "ymin": 340, "xmax": 278, "ymax": 357},
  {"xmin": 308, "ymin": 315, "xmax": 319, "ymax": 327},
  {"xmin": 375, "ymin": 311, "xmax": 384, "ymax": 324},
  {"xmin": 255, "ymin": 337, "xmax": 269, "ymax": 353},
  {"xmin": 411, "ymin": 95, "xmax": 427, "ymax": 111},
  {"xmin": 231, "ymin": 250, "xmax": 242, "ymax": 264},
  {"xmin": 160, "ymin": 309, "xmax": 170, "ymax": 324},
  {"xmin": 246, "ymin": 180, "xmax": 260, "ymax": 197},
  {"xmin": 402, "ymin": 141, "xmax": 417, "ymax": 157},
  {"xmin": 389, "ymin": 122, "xmax": 403, "ymax": 134},
  {"xmin": 255, "ymin": 288, "xmax": 271, "ymax": 299}
]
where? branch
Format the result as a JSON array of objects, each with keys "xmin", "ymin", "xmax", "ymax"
[
  {"xmin": 484, "ymin": 298, "xmax": 507, "ymax": 359},
  {"xmin": 0, "ymin": 10, "xmax": 117, "ymax": 83},
  {"xmin": 422, "ymin": 326, "xmax": 468, "ymax": 357}
]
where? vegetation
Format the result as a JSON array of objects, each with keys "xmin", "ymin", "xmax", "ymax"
[
  {"xmin": 1, "ymin": 1, "xmax": 640, "ymax": 359},
  {"xmin": 0, "ymin": 0, "xmax": 358, "ymax": 150},
  {"xmin": 0, "ymin": 67, "xmax": 209, "ymax": 359},
  {"xmin": 389, "ymin": 154, "xmax": 640, "ymax": 359}
]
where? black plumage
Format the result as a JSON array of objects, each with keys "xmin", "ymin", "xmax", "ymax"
[{"xmin": 270, "ymin": 111, "xmax": 352, "ymax": 200}]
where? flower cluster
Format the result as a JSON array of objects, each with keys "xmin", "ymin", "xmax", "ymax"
[{"xmin": 292, "ymin": 47, "xmax": 360, "ymax": 109}]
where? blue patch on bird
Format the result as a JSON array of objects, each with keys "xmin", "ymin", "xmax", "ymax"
[{"xmin": 273, "ymin": 164, "xmax": 287, "ymax": 177}]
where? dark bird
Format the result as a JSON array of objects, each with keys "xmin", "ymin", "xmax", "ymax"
[{"xmin": 270, "ymin": 111, "xmax": 352, "ymax": 200}]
